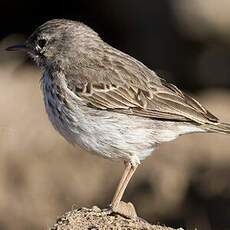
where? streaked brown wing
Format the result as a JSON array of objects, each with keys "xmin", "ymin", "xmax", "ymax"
[
  {"xmin": 65, "ymin": 46, "xmax": 218, "ymax": 124},
  {"xmin": 67, "ymin": 79, "xmax": 218, "ymax": 124}
]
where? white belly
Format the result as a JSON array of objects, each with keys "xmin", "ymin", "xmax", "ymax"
[{"xmin": 41, "ymin": 72, "xmax": 204, "ymax": 163}]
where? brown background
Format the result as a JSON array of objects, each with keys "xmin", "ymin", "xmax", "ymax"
[{"xmin": 1, "ymin": 0, "xmax": 230, "ymax": 229}]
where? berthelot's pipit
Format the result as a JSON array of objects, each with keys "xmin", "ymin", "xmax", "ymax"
[{"xmin": 7, "ymin": 19, "xmax": 230, "ymax": 213}]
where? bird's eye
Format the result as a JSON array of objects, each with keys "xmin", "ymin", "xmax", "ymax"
[{"xmin": 37, "ymin": 38, "xmax": 47, "ymax": 49}]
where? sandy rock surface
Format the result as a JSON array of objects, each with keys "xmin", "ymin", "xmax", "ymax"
[{"xmin": 49, "ymin": 206, "xmax": 181, "ymax": 230}]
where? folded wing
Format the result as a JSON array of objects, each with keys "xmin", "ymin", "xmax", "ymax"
[{"xmin": 66, "ymin": 46, "xmax": 218, "ymax": 125}]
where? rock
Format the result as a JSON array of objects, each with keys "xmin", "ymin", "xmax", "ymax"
[{"xmin": 49, "ymin": 204, "xmax": 182, "ymax": 230}]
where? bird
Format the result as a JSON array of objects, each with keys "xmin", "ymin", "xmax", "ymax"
[{"xmin": 6, "ymin": 19, "xmax": 230, "ymax": 213}]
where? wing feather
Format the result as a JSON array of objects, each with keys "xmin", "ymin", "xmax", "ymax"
[{"xmin": 64, "ymin": 45, "xmax": 218, "ymax": 124}]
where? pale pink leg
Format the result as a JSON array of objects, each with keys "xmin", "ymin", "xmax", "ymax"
[{"xmin": 111, "ymin": 162, "xmax": 138, "ymax": 208}]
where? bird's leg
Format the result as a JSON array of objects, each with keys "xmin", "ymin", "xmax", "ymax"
[
  {"xmin": 111, "ymin": 161, "xmax": 138, "ymax": 209},
  {"xmin": 111, "ymin": 162, "xmax": 131, "ymax": 207}
]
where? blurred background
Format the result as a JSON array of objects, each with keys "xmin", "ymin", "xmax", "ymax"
[{"xmin": 0, "ymin": 0, "xmax": 230, "ymax": 229}]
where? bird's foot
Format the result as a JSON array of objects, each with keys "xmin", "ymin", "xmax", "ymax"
[{"xmin": 110, "ymin": 201, "xmax": 137, "ymax": 219}]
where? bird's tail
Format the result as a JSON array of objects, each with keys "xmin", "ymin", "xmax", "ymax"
[{"xmin": 201, "ymin": 122, "xmax": 230, "ymax": 134}]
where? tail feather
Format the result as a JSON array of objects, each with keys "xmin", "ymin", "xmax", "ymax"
[{"xmin": 202, "ymin": 122, "xmax": 230, "ymax": 134}]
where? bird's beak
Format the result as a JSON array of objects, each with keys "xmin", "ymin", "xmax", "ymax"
[{"xmin": 6, "ymin": 44, "xmax": 28, "ymax": 52}]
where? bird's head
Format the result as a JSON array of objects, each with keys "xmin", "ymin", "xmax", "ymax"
[{"xmin": 6, "ymin": 19, "xmax": 101, "ymax": 68}]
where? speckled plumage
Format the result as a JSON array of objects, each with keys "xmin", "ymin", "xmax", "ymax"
[
  {"xmin": 25, "ymin": 19, "xmax": 230, "ymax": 166},
  {"xmin": 42, "ymin": 70, "xmax": 204, "ymax": 164},
  {"xmin": 7, "ymin": 19, "xmax": 230, "ymax": 210}
]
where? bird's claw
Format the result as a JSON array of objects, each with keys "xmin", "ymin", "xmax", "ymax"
[{"xmin": 111, "ymin": 201, "xmax": 137, "ymax": 219}]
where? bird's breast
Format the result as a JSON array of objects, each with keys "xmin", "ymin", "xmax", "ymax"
[{"xmin": 41, "ymin": 72, "xmax": 82, "ymax": 144}]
